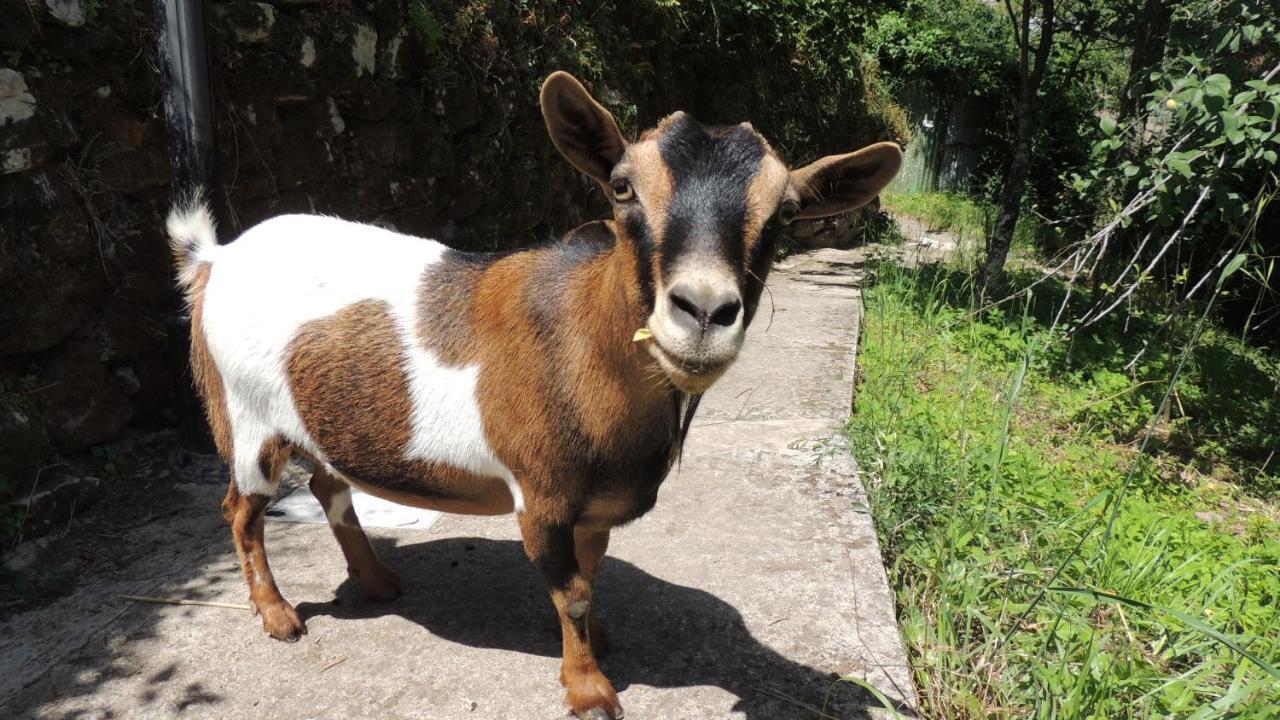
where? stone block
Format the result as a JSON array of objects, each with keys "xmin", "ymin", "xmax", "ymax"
[
  {"xmin": 97, "ymin": 146, "xmax": 171, "ymax": 192},
  {"xmin": 0, "ymin": 68, "xmax": 37, "ymax": 127},
  {"xmin": 437, "ymin": 82, "xmax": 480, "ymax": 134},
  {"xmin": 0, "ymin": 0, "xmax": 38, "ymax": 49},
  {"xmin": 216, "ymin": 2, "xmax": 276, "ymax": 44},
  {"xmin": 6, "ymin": 471, "xmax": 102, "ymax": 538},
  {"xmin": 0, "ymin": 223, "xmax": 104, "ymax": 354},
  {"xmin": 41, "ymin": 209, "xmax": 93, "ymax": 265},
  {"xmin": 30, "ymin": 338, "xmax": 133, "ymax": 452},
  {"xmin": 350, "ymin": 22, "xmax": 377, "ymax": 77},
  {"xmin": 44, "ymin": 0, "xmax": 86, "ymax": 28}
]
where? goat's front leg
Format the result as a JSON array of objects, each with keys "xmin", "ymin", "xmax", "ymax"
[
  {"xmin": 520, "ymin": 514, "xmax": 622, "ymax": 720},
  {"xmin": 575, "ymin": 526, "xmax": 612, "ymax": 656}
]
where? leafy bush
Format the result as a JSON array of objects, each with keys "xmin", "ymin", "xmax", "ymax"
[
  {"xmin": 1065, "ymin": 0, "xmax": 1280, "ymax": 338},
  {"xmin": 867, "ymin": 0, "xmax": 1014, "ymax": 98}
]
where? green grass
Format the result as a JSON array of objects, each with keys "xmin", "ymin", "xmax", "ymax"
[
  {"xmin": 882, "ymin": 191, "xmax": 1051, "ymax": 256},
  {"xmin": 883, "ymin": 191, "xmax": 993, "ymax": 243},
  {"xmin": 847, "ymin": 259, "xmax": 1280, "ymax": 718}
]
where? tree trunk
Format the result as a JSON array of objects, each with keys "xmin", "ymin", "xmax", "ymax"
[
  {"xmin": 979, "ymin": 92, "xmax": 1035, "ymax": 293},
  {"xmin": 1118, "ymin": 0, "xmax": 1173, "ymax": 133},
  {"xmin": 1095, "ymin": 0, "xmax": 1172, "ymax": 293},
  {"xmin": 978, "ymin": 0, "xmax": 1056, "ymax": 295}
]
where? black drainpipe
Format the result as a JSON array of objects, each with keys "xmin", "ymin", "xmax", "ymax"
[{"xmin": 155, "ymin": 0, "xmax": 226, "ymax": 455}]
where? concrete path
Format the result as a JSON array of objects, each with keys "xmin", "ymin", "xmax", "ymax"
[{"xmin": 0, "ymin": 249, "xmax": 915, "ymax": 719}]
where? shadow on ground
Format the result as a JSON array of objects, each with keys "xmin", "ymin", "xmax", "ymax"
[{"xmin": 297, "ymin": 536, "xmax": 898, "ymax": 719}]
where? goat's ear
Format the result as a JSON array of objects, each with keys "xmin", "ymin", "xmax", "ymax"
[
  {"xmin": 541, "ymin": 71, "xmax": 628, "ymax": 187},
  {"xmin": 790, "ymin": 142, "xmax": 902, "ymax": 219}
]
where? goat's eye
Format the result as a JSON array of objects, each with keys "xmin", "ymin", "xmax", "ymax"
[
  {"xmin": 778, "ymin": 202, "xmax": 799, "ymax": 226},
  {"xmin": 611, "ymin": 179, "xmax": 635, "ymax": 203}
]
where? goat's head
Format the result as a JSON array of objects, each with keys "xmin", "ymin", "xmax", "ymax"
[{"xmin": 541, "ymin": 72, "xmax": 902, "ymax": 393}]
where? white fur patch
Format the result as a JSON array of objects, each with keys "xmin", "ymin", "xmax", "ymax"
[
  {"xmin": 325, "ymin": 483, "xmax": 354, "ymax": 527},
  {"xmin": 166, "ymin": 200, "xmax": 221, "ymax": 291},
  {"xmin": 199, "ymin": 214, "xmax": 520, "ymax": 510}
]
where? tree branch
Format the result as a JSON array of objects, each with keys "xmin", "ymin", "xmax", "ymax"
[{"xmin": 1029, "ymin": 0, "xmax": 1057, "ymax": 90}]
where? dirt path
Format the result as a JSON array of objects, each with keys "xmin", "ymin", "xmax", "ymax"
[{"xmin": 0, "ymin": 248, "xmax": 915, "ymax": 719}]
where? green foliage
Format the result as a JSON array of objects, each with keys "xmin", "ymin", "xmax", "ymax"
[
  {"xmin": 89, "ymin": 443, "xmax": 132, "ymax": 483},
  {"xmin": 849, "ymin": 260, "xmax": 1280, "ymax": 717},
  {"xmin": 883, "ymin": 191, "xmax": 1048, "ymax": 254},
  {"xmin": 867, "ymin": 0, "xmax": 1014, "ymax": 98},
  {"xmin": 408, "ymin": 1, "xmax": 446, "ymax": 55},
  {"xmin": 1067, "ymin": 0, "xmax": 1280, "ymax": 332},
  {"xmin": 423, "ymin": 0, "xmax": 907, "ymax": 162},
  {"xmin": 883, "ymin": 191, "xmax": 993, "ymax": 242},
  {"xmin": 870, "ymin": 0, "xmax": 1115, "ymax": 242},
  {"xmin": 1075, "ymin": 2, "xmax": 1280, "ymax": 230}
]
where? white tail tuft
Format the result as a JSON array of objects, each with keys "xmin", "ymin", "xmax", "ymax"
[{"xmin": 166, "ymin": 190, "xmax": 220, "ymax": 296}]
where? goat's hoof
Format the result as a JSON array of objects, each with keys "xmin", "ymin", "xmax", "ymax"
[
  {"xmin": 259, "ymin": 602, "xmax": 307, "ymax": 641},
  {"xmin": 573, "ymin": 708, "xmax": 621, "ymax": 720},
  {"xmin": 565, "ymin": 668, "xmax": 622, "ymax": 720}
]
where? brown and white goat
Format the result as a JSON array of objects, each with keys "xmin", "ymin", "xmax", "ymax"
[{"xmin": 168, "ymin": 72, "xmax": 901, "ymax": 719}]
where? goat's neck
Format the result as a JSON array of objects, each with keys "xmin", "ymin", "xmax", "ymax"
[{"xmin": 553, "ymin": 227, "xmax": 678, "ymax": 439}]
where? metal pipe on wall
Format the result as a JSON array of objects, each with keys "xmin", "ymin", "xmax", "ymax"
[{"xmin": 155, "ymin": 0, "xmax": 225, "ymax": 454}]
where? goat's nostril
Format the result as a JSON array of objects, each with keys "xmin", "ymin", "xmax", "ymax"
[
  {"xmin": 669, "ymin": 291, "xmax": 702, "ymax": 323},
  {"xmin": 667, "ymin": 283, "xmax": 742, "ymax": 331},
  {"xmin": 708, "ymin": 298, "xmax": 742, "ymax": 327}
]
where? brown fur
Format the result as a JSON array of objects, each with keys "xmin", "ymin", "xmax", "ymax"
[
  {"xmin": 618, "ymin": 140, "xmax": 675, "ymax": 246},
  {"xmin": 187, "ymin": 263, "xmax": 233, "ymax": 458},
  {"xmin": 225, "ymin": 471, "xmax": 306, "ymax": 641},
  {"xmin": 638, "ymin": 110, "xmax": 689, "ymax": 142},
  {"xmin": 285, "ymin": 299, "xmax": 515, "ymax": 515},
  {"xmin": 474, "ymin": 241, "xmax": 673, "ymax": 513},
  {"xmin": 412, "ymin": 235, "xmax": 674, "ymax": 716},
  {"xmin": 307, "ymin": 466, "xmax": 402, "ymax": 600}
]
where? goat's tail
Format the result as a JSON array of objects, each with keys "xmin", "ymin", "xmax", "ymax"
[{"xmin": 166, "ymin": 189, "xmax": 220, "ymax": 298}]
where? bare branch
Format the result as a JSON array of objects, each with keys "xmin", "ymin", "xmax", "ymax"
[{"xmin": 1076, "ymin": 152, "xmax": 1227, "ymax": 330}]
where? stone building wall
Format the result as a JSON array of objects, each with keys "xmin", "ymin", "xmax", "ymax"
[{"xmin": 0, "ymin": 0, "xmax": 604, "ymax": 504}]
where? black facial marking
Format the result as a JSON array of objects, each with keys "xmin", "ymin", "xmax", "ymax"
[
  {"xmin": 656, "ymin": 116, "xmax": 767, "ymax": 283},
  {"xmin": 744, "ymin": 220, "xmax": 781, "ymax": 326},
  {"xmin": 623, "ymin": 213, "xmax": 658, "ymax": 313}
]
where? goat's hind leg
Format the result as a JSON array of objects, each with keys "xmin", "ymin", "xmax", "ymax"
[
  {"xmin": 223, "ymin": 437, "xmax": 306, "ymax": 641},
  {"xmin": 307, "ymin": 466, "xmax": 401, "ymax": 601}
]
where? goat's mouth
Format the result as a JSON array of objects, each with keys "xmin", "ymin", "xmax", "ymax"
[{"xmin": 646, "ymin": 340, "xmax": 735, "ymax": 393}]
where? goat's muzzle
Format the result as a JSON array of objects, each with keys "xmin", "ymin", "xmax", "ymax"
[{"xmin": 645, "ymin": 270, "xmax": 745, "ymax": 393}]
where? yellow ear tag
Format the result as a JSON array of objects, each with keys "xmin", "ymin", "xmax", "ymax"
[{"xmin": 632, "ymin": 327, "xmax": 653, "ymax": 342}]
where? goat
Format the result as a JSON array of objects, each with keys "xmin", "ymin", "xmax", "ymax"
[{"xmin": 167, "ymin": 71, "xmax": 901, "ymax": 720}]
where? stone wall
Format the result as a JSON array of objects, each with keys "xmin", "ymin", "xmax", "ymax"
[
  {"xmin": 0, "ymin": 0, "xmax": 608, "ymax": 503},
  {"xmin": 0, "ymin": 0, "xmax": 902, "ymax": 523}
]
